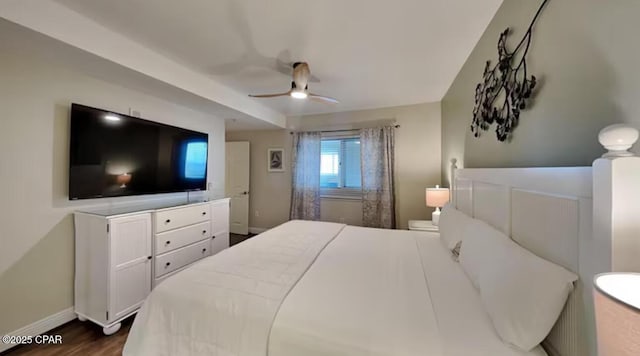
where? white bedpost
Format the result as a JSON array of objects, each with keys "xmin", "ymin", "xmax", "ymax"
[
  {"xmin": 593, "ymin": 124, "xmax": 640, "ymax": 273},
  {"xmin": 450, "ymin": 158, "xmax": 458, "ymax": 207}
]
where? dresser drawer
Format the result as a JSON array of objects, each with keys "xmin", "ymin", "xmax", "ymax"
[
  {"xmin": 155, "ymin": 204, "xmax": 210, "ymax": 233},
  {"xmin": 155, "ymin": 239, "xmax": 211, "ymax": 278},
  {"xmin": 155, "ymin": 221, "xmax": 210, "ymax": 255}
]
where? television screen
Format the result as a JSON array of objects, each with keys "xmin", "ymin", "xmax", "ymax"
[{"xmin": 69, "ymin": 104, "xmax": 208, "ymax": 200}]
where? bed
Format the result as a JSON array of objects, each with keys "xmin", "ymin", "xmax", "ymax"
[{"xmin": 124, "ymin": 161, "xmax": 607, "ymax": 356}]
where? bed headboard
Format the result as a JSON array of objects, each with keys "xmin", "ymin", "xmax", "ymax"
[{"xmin": 451, "ymin": 164, "xmax": 597, "ymax": 356}]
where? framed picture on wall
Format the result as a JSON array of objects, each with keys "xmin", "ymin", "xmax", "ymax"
[{"xmin": 267, "ymin": 148, "xmax": 285, "ymax": 172}]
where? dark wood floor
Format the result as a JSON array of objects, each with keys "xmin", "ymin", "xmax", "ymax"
[
  {"xmin": 230, "ymin": 232, "xmax": 256, "ymax": 246},
  {"xmin": 1, "ymin": 318, "xmax": 133, "ymax": 356},
  {"xmin": 2, "ymin": 233, "xmax": 258, "ymax": 356}
]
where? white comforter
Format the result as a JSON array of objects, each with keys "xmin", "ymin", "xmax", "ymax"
[
  {"xmin": 124, "ymin": 220, "xmax": 346, "ymax": 356},
  {"xmin": 269, "ymin": 226, "xmax": 443, "ymax": 356},
  {"xmin": 124, "ymin": 220, "xmax": 547, "ymax": 356}
]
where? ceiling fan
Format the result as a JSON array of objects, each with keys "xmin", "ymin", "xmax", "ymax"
[{"xmin": 249, "ymin": 62, "xmax": 339, "ymax": 104}]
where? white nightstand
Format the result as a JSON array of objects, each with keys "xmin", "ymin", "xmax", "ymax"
[{"xmin": 408, "ymin": 220, "xmax": 439, "ymax": 232}]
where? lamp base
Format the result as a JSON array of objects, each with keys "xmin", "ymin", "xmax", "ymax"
[{"xmin": 432, "ymin": 209, "xmax": 441, "ymax": 226}]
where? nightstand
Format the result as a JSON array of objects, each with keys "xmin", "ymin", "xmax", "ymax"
[{"xmin": 408, "ymin": 220, "xmax": 439, "ymax": 232}]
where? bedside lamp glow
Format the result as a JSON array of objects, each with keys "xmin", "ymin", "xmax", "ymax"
[
  {"xmin": 593, "ymin": 273, "xmax": 640, "ymax": 356},
  {"xmin": 425, "ymin": 185, "xmax": 450, "ymax": 226},
  {"xmin": 117, "ymin": 173, "xmax": 131, "ymax": 188}
]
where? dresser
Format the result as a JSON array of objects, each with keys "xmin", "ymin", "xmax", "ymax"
[
  {"xmin": 74, "ymin": 198, "xmax": 229, "ymax": 335},
  {"xmin": 153, "ymin": 199, "xmax": 230, "ymax": 287}
]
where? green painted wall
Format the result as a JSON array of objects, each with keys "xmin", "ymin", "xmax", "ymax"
[{"xmin": 442, "ymin": 0, "xmax": 640, "ymax": 184}]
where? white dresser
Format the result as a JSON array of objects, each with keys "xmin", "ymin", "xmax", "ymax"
[
  {"xmin": 74, "ymin": 198, "xmax": 229, "ymax": 335},
  {"xmin": 153, "ymin": 199, "xmax": 230, "ymax": 287}
]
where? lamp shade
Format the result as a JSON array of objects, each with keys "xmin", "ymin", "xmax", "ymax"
[
  {"xmin": 425, "ymin": 186, "xmax": 450, "ymax": 208},
  {"xmin": 117, "ymin": 173, "xmax": 132, "ymax": 188},
  {"xmin": 593, "ymin": 273, "xmax": 640, "ymax": 356}
]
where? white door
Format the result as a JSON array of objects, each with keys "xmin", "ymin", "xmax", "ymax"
[
  {"xmin": 108, "ymin": 214, "xmax": 152, "ymax": 322},
  {"xmin": 226, "ymin": 142, "xmax": 250, "ymax": 235}
]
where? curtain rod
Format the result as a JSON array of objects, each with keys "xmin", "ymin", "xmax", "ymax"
[{"xmin": 289, "ymin": 125, "xmax": 400, "ymax": 135}]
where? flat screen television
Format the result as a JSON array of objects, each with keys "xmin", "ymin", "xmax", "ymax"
[{"xmin": 69, "ymin": 103, "xmax": 208, "ymax": 200}]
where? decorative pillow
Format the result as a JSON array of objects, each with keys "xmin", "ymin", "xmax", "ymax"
[
  {"xmin": 458, "ymin": 218, "xmax": 509, "ymax": 289},
  {"xmin": 451, "ymin": 241, "xmax": 462, "ymax": 262},
  {"xmin": 438, "ymin": 204, "xmax": 472, "ymax": 252},
  {"xmin": 459, "ymin": 218, "xmax": 578, "ymax": 351},
  {"xmin": 479, "ymin": 235, "xmax": 577, "ymax": 351}
]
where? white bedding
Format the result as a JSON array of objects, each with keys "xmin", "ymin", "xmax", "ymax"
[
  {"xmin": 124, "ymin": 221, "xmax": 548, "ymax": 356},
  {"xmin": 269, "ymin": 226, "xmax": 443, "ymax": 356},
  {"xmin": 415, "ymin": 233, "xmax": 548, "ymax": 356},
  {"xmin": 124, "ymin": 220, "xmax": 346, "ymax": 356},
  {"xmin": 270, "ymin": 227, "xmax": 547, "ymax": 356}
]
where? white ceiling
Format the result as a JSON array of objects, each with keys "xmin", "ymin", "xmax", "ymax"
[{"xmin": 53, "ymin": 0, "xmax": 503, "ymax": 118}]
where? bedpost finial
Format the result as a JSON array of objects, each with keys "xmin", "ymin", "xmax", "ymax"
[
  {"xmin": 598, "ymin": 124, "xmax": 639, "ymax": 158},
  {"xmin": 450, "ymin": 158, "xmax": 458, "ymax": 168}
]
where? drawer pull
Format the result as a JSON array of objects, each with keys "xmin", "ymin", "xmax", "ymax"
[
  {"xmin": 147, "ymin": 256, "xmax": 152, "ymax": 260},
  {"xmin": 165, "ymin": 240, "xmax": 171, "ymax": 245},
  {"xmin": 165, "ymin": 262, "xmax": 171, "ymax": 268},
  {"xmin": 165, "ymin": 219, "xmax": 171, "ymax": 224},
  {"xmin": 202, "ymin": 212, "xmax": 207, "ymax": 216},
  {"xmin": 202, "ymin": 230, "xmax": 207, "ymax": 235},
  {"xmin": 202, "ymin": 248, "xmax": 207, "ymax": 253},
  {"xmin": 211, "ymin": 235, "xmax": 215, "ymax": 239}
]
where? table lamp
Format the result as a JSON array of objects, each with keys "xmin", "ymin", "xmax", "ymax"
[
  {"xmin": 425, "ymin": 185, "xmax": 450, "ymax": 226},
  {"xmin": 593, "ymin": 273, "xmax": 640, "ymax": 356},
  {"xmin": 117, "ymin": 173, "xmax": 132, "ymax": 188}
]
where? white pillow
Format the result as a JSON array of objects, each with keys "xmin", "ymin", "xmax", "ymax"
[
  {"xmin": 438, "ymin": 204, "xmax": 472, "ymax": 251},
  {"xmin": 479, "ymin": 236, "xmax": 577, "ymax": 351},
  {"xmin": 459, "ymin": 218, "xmax": 509, "ymax": 289},
  {"xmin": 459, "ymin": 219, "xmax": 578, "ymax": 351}
]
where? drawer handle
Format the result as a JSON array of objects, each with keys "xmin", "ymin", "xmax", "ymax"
[
  {"xmin": 202, "ymin": 248, "xmax": 207, "ymax": 253},
  {"xmin": 147, "ymin": 256, "xmax": 152, "ymax": 260},
  {"xmin": 165, "ymin": 262, "xmax": 171, "ymax": 267},
  {"xmin": 165, "ymin": 240, "xmax": 171, "ymax": 245},
  {"xmin": 202, "ymin": 212, "xmax": 207, "ymax": 216},
  {"xmin": 211, "ymin": 235, "xmax": 215, "ymax": 239},
  {"xmin": 202, "ymin": 230, "xmax": 207, "ymax": 235},
  {"xmin": 165, "ymin": 219, "xmax": 171, "ymax": 224}
]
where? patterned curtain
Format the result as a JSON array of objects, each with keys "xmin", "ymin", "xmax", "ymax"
[
  {"xmin": 360, "ymin": 126, "xmax": 396, "ymax": 229},
  {"xmin": 290, "ymin": 132, "xmax": 322, "ymax": 220}
]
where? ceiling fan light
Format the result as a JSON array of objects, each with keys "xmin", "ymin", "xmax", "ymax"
[{"xmin": 290, "ymin": 91, "xmax": 308, "ymax": 99}]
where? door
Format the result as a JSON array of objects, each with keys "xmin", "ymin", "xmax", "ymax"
[
  {"xmin": 108, "ymin": 214, "xmax": 152, "ymax": 322},
  {"xmin": 226, "ymin": 142, "xmax": 250, "ymax": 235}
]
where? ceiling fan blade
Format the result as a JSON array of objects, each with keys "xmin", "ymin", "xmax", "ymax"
[
  {"xmin": 249, "ymin": 92, "xmax": 291, "ymax": 98},
  {"xmin": 309, "ymin": 93, "xmax": 339, "ymax": 104}
]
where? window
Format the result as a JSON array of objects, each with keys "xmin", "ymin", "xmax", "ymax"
[
  {"xmin": 320, "ymin": 137, "xmax": 361, "ymax": 197},
  {"xmin": 184, "ymin": 141, "xmax": 207, "ymax": 179}
]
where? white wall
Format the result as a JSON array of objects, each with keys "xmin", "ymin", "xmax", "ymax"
[{"xmin": 0, "ymin": 43, "xmax": 225, "ymax": 334}]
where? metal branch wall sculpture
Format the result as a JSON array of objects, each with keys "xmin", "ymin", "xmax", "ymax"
[{"xmin": 471, "ymin": 0, "xmax": 549, "ymax": 142}]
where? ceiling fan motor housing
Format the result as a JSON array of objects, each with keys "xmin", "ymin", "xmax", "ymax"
[{"xmin": 290, "ymin": 81, "xmax": 309, "ymax": 90}]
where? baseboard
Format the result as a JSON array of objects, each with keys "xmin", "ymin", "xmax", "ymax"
[
  {"xmin": 0, "ymin": 307, "xmax": 76, "ymax": 353},
  {"xmin": 248, "ymin": 227, "xmax": 268, "ymax": 234}
]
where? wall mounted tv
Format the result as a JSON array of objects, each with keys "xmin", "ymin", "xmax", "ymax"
[{"xmin": 69, "ymin": 104, "xmax": 208, "ymax": 200}]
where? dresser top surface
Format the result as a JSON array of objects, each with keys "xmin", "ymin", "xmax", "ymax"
[{"xmin": 77, "ymin": 200, "xmax": 211, "ymax": 217}]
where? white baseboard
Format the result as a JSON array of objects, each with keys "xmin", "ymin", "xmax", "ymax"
[
  {"xmin": 248, "ymin": 227, "xmax": 268, "ymax": 234},
  {"xmin": 0, "ymin": 307, "xmax": 76, "ymax": 353}
]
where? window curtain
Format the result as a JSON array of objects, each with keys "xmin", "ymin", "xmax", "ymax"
[
  {"xmin": 290, "ymin": 132, "xmax": 322, "ymax": 220},
  {"xmin": 360, "ymin": 126, "xmax": 396, "ymax": 229}
]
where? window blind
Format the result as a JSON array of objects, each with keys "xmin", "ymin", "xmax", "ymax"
[{"xmin": 320, "ymin": 137, "xmax": 361, "ymax": 190}]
